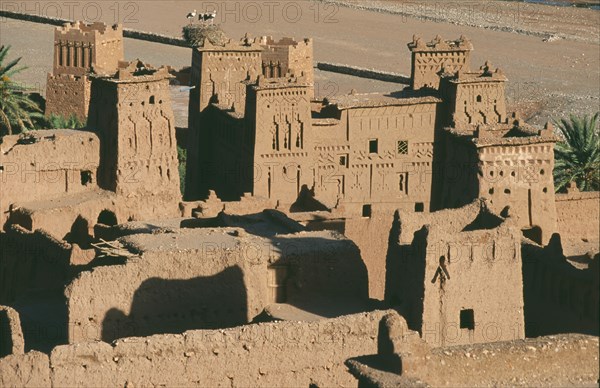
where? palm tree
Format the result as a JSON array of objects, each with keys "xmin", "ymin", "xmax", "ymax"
[
  {"xmin": 44, "ymin": 113, "xmax": 85, "ymax": 129},
  {"xmin": 0, "ymin": 45, "xmax": 42, "ymax": 136},
  {"xmin": 553, "ymin": 113, "xmax": 600, "ymax": 192}
]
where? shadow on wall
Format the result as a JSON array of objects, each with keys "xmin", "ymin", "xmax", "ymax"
[
  {"xmin": 522, "ymin": 234, "xmax": 599, "ymax": 337},
  {"xmin": 384, "ymin": 211, "xmax": 427, "ymax": 333},
  {"xmin": 290, "ymin": 185, "xmax": 329, "ymax": 213},
  {"xmin": 101, "ymin": 266, "xmax": 247, "ymax": 342}
]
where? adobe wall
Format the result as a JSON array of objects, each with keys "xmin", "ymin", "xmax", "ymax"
[
  {"xmin": 45, "ymin": 75, "xmax": 91, "ymax": 121},
  {"xmin": 387, "ymin": 201, "xmax": 525, "ymax": 347},
  {"xmin": 348, "ymin": 334, "xmax": 599, "ymax": 387},
  {"xmin": 311, "ymin": 96, "xmax": 443, "ymax": 212},
  {"xmin": 340, "ymin": 214, "xmax": 396, "ymax": 300},
  {"xmin": 555, "ymin": 190, "xmax": 600, "ymax": 241},
  {"xmin": 9, "ymin": 189, "xmax": 118, "ymax": 240},
  {"xmin": 522, "ymin": 236, "xmax": 599, "ymax": 336},
  {"xmin": 0, "ymin": 305, "xmax": 24, "ymax": 357},
  {"xmin": 0, "ymin": 351, "xmax": 51, "ymax": 387},
  {"xmin": 316, "ymin": 62, "xmax": 411, "ymax": 84},
  {"xmin": 0, "ymin": 130, "xmax": 100, "ymax": 228},
  {"xmin": 477, "ymin": 141, "xmax": 557, "ymax": 244},
  {"xmin": 66, "ymin": 227, "xmax": 367, "ymax": 343},
  {"xmin": 0, "ymin": 310, "xmax": 397, "ymax": 387},
  {"xmin": 422, "ymin": 226, "xmax": 523, "ymax": 347}
]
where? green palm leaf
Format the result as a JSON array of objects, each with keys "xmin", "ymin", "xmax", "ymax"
[{"xmin": 553, "ymin": 113, "xmax": 600, "ymax": 192}]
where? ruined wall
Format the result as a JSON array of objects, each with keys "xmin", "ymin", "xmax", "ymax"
[
  {"xmin": 66, "ymin": 228, "xmax": 367, "ymax": 344},
  {"xmin": 388, "ymin": 201, "xmax": 525, "ymax": 347},
  {"xmin": 0, "ymin": 351, "xmax": 51, "ymax": 387},
  {"xmin": 343, "ymin": 215, "xmax": 396, "ymax": 300},
  {"xmin": 555, "ymin": 189, "xmax": 600, "ymax": 241},
  {"xmin": 522, "ymin": 236, "xmax": 599, "ymax": 336},
  {"xmin": 0, "ymin": 130, "xmax": 100, "ymax": 228},
  {"xmin": 1, "ymin": 310, "xmax": 396, "ymax": 387},
  {"xmin": 348, "ymin": 334, "xmax": 599, "ymax": 387}
]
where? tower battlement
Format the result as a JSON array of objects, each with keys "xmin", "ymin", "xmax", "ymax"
[
  {"xmin": 46, "ymin": 21, "xmax": 124, "ymax": 121},
  {"xmin": 408, "ymin": 35, "xmax": 473, "ymax": 90}
]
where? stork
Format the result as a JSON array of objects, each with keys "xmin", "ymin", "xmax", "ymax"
[
  {"xmin": 186, "ymin": 9, "xmax": 197, "ymax": 24},
  {"xmin": 199, "ymin": 10, "xmax": 217, "ymax": 25}
]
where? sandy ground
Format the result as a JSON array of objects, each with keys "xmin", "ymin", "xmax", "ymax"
[{"xmin": 1, "ymin": 0, "xmax": 599, "ymax": 127}]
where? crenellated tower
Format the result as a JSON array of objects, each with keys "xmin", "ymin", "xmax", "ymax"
[
  {"xmin": 87, "ymin": 60, "xmax": 180, "ymax": 203},
  {"xmin": 45, "ymin": 21, "xmax": 123, "ymax": 121},
  {"xmin": 408, "ymin": 34, "xmax": 473, "ymax": 90}
]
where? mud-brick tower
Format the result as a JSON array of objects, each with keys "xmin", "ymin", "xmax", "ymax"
[
  {"xmin": 245, "ymin": 75, "xmax": 313, "ymax": 206},
  {"xmin": 45, "ymin": 21, "xmax": 123, "ymax": 121},
  {"xmin": 87, "ymin": 60, "xmax": 181, "ymax": 210},
  {"xmin": 408, "ymin": 34, "xmax": 473, "ymax": 90},
  {"xmin": 442, "ymin": 61, "xmax": 508, "ymax": 127},
  {"xmin": 186, "ymin": 33, "xmax": 263, "ymax": 200},
  {"xmin": 259, "ymin": 36, "xmax": 314, "ymax": 96}
]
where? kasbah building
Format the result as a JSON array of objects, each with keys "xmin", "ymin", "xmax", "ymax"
[{"xmin": 0, "ymin": 19, "xmax": 598, "ymax": 387}]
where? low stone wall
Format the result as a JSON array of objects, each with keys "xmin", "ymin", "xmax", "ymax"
[
  {"xmin": 0, "ymin": 10, "xmax": 188, "ymax": 47},
  {"xmin": 317, "ymin": 62, "xmax": 411, "ymax": 84},
  {"xmin": 555, "ymin": 190, "xmax": 600, "ymax": 241},
  {"xmin": 0, "ymin": 310, "xmax": 399, "ymax": 387}
]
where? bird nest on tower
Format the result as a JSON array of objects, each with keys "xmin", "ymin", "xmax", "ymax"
[{"xmin": 183, "ymin": 24, "xmax": 228, "ymax": 47}]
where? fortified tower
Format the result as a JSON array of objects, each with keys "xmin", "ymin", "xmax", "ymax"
[
  {"xmin": 245, "ymin": 75, "xmax": 313, "ymax": 205},
  {"xmin": 442, "ymin": 61, "xmax": 508, "ymax": 127},
  {"xmin": 408, "ymin": 34, "xmax": 473, "ymax": 90},
  {"xmin": 45, "ymin": 21, "xmax": 124, "ymax": 120},
  {"xmin": 259, "ymin": 36, "xmax": 314, "ymax": 95},
  {"xmin": 87, "ymin": 60, "xmax": 180, "ymax": 204},
  {"xmin": 186, "ymin": 33, "xmax": 263, "ymax": 200}
]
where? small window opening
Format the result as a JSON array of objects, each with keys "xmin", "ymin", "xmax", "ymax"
[{"xmin": 460, "ymin": 309, "xmax": 475, "ymax": 330}]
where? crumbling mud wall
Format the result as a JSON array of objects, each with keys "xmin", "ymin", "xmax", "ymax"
[
  {"xmin": 343, "ymin": 214, "xmax": 396, "ymax": 300},
  {"xmin": 0, "ymin": 310, "xmax": 397, "ymax": 387},
  {"xmin": 0, "ymin": 351, "xmax": 51, "ymax": 387},
  {"xmin": 555, "ymin": 189, "xmax": 600, "ymax": 242},
  {"xmin": 66, "ymin": 228, "xmax": 367, "ymax": 344},
  {"xmin": 387, "ymin": 200, "xmax": 525, "ymax": 347},
  {"xmin": 347, "ymin": 334, "xmax": 599, "ymax": 387},
  {"xmin": 0, "ymin": 130, "xmax": 100, "ymax": 228}
]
